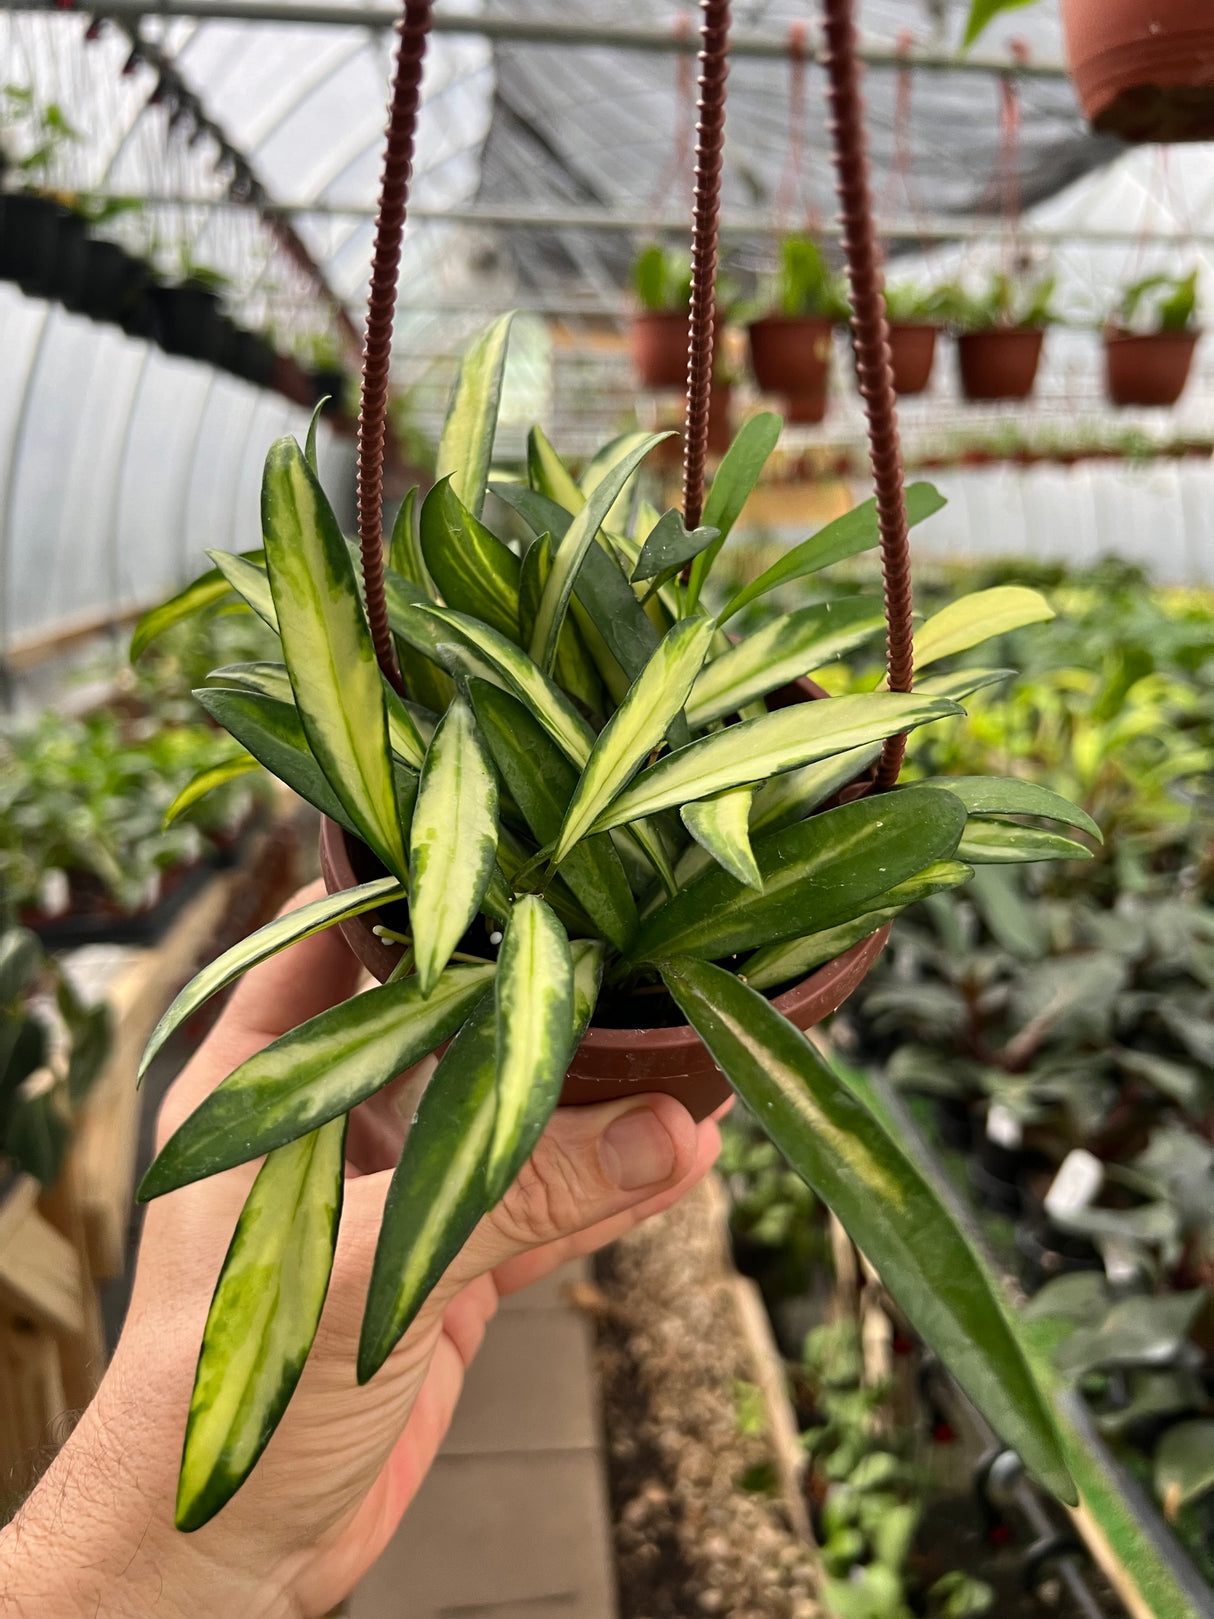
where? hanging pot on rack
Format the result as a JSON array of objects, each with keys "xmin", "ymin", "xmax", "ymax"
[
  {"xmin": 1061, "ymin": 0, "xmax": 1214, "ymax": 143},
  {"xmin": 1103, "ymin": 327, "xmax": 1199, "ymax": 407},
  {"xmin": 958, "ymin": 327, "xmax": 1045, "ymax": 402},
  {"xmin": 886, "ymin": 322, "xmax": 938, "ymax": 395},
  {"xmin": 748, "ymin": 313, "xmax": 834, "ymax": 398},
  {"xmin": 630, "ymin": 308, "xmax": 723, "ymax": 390}
]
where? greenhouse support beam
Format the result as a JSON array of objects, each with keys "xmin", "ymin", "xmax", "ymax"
[
  {"xmin": 96, "ymin": 196, "xmax": 1214, "ymax": 248},
  {"xmin": 2, "ymin": 1, "xmax": 1071, "ymax": 76}
]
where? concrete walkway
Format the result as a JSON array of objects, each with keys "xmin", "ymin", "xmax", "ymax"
[{"xmin": 350, "ymin": 1259, "xmax": 617, "ymax": 1619}]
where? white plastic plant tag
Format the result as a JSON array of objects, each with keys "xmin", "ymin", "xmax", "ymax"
[
  {"xmin": 986, "ymin": 1103, "xmax": 1022, "ymax": 1150},
  {"xmin": 1044, "ymin": 1148, "xmax": 1104, "ymax": 1224}
]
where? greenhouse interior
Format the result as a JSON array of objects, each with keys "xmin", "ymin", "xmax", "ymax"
[{"xmin": 0, "ymin": 0, "xmax": 1213, "ymax": 1614}]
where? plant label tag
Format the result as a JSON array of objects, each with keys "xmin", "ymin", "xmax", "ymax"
[
  {"xmin": 986, "ymin": 1103, "xmax": 1022, "ymax": 1150},
  {"xmin": 1044, "ymin": 1148, "xmax": 1103, "ymax": 1223}
]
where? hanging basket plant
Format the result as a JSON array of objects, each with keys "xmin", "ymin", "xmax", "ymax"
[
  {"xmin": 881, "ymin": 284, "xmax": 954, "ymax": 396},
  {"xmin": 630, "ymin": 243, "xmax": 706, "ymax": 389},
  {"xmin": 1104, "ymin": 270, "xmax": 1201, "ymax": 408},
  {"xmin": 950, "ymin": 272, "xmax": 1056, "ymax": 402},
  {"xmin": 124, "ymin": 0, "xmax": 1087, "ymax": 1541},
  {"xmin": 747, "ymin": 234, "xmax": 848, "ymax": 408}
]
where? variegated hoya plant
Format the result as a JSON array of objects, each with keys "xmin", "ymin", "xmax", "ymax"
[{"xmin": 133, "ymin": 315, "xmax": 1097, "ymax": 1529}]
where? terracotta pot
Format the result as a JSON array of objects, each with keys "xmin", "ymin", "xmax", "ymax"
[
  {"xmin": 630, "ymin": 311, "xmax": 690, "ymax": 390},
  {"xmin": 1061, "ymin": 0, "xmax": 1214, "ymax": 142},
  {"xmin": 749, "ymin": 315, "xmax": 834, "ymax": 397},
  {"xmin": 957, "ymin": 329, "xmax": 1044, "ymax": 402},
  {"xmin": 1104, "ymin": 328, "xmax": 1198, "ymax": 407},
  {"xmin": 318, "ymin": 818, "xmax": 887, "ymax": 1126},
  {"xmin": 887, "ymin": 323, "xmax": 938, "ymax": 395}
]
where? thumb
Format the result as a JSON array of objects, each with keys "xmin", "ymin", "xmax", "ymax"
[{"xmin": 442, "ymin": 1092, "xmax": 701, "ymax": 1290}]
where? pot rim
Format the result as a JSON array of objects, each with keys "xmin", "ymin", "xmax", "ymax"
[{"xmin": 317, "ymin": 815, "xmax": 888, "ymax": 1049}]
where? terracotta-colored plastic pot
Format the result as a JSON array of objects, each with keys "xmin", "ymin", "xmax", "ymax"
[
  {"xmin": 630, "ymin": 311, "xmax": 725, "ymax": 391},
  {"xmin": 749, "ymin": 315, "xmax": 834, "ymax": 397},
  {"xmin": 1104, "ymin": 328, "xmax": 1198, "ymax": 407},
  {"xmin": 887, "ymin": 323, "xmax": 938, "ymax": 396},
  {"xmin": 318, "ymin": 818, "xmax": 887, "ymax": 1126},
  {"xmin": 957, "ymin": 329, "xmax": 1044, "ymax": 402},
  {"xmin": 1061, "ymin": 0, "xmax": 1214, "ymax": 143}
]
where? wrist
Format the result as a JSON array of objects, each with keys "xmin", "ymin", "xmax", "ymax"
[{"xmin": 0, "ymin": 1386, "xmax": 296, "ymax": 1619}]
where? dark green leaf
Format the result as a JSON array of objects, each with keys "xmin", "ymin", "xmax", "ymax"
[
  {"xmin": 469, "ymin": 681, "xmax": 638, "ymax": 951},
  {"xmin": 0, "ymin": 929, "xmax": 42, "ymax": 1006},
  {"xmin": 631, "ymin": 509, "xmax": 719, "ymax": 582},
  {"xmin": 917, "ymin": 776, "xmax": 1101, "ymax": 841},
  {"xmin": 1155, "ymin": 1420, "xmax": 1214, "ymax": 1516},
  {"xmin": 420, "ymin": 477, "xmax": 522, "ymax": 642},
  {"xmin": 658, "ymin": 958, "xmax": 1075, "ymax": 1504},
  {"xmin": 687, "ymin": 413, "xmax": 783, "ymax": 609},
  {"xmin": 628, "ymin": 787, "xmax": 966, "ymax": 967},
  {"xmin": 358, "ymin": 997, "xmax": 497, "ymax": 1381}
]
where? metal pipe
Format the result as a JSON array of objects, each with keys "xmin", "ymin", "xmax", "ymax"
[
  {"xmin": 2, "ymin": 1, "xmax": 1071, "ymax": 74},
  {"xmin": 71, "ymin": 195, "xmax": 1214, "ymax": 247}
]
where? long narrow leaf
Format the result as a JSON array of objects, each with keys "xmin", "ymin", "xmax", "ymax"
[
  {"xmin": 914, "ymin": 587, "xmax": 1054, "ymax": 670},
  {"xmin": 207, "ymin": 549, "xmax": 279, "ymax": 631},
  {"xmin": 261, "ymin": 437, "xmax": 406, "ymax": 879},
  {"xmin": 138, "ymin": 876, "xmax": 407, "ymax": 1083},
  {"xmin": 717, "ymin": 482, "xmax": 945, "ymax": 625},
  {"xmin": 741, "ymin": 860, "xmax": 972, "ymax": 990},
  {"xmin": 358, "ymin": 997, "xmax": 498, "ymax": 1381},
  {"xmin": 485, "ymin": 896, "xmax": 575, "ymax": 1202},
  {"xmin": 389, "ymin": 489, "xmax": 453, "ymax": 712},
  {"xmin": 436, "ymin": 312, "xmax": 513, "ymax": 518},
  {"xmin": 469, "ymin": 680, "xmax": 638, "ymax": 951},
  {"xmin": 917, "ymin": 776, "xmax": 1101, "ymax": 840},
  {"xmin": 517, "ymin": 532, "xmax": 605, "ymax": 715},
  {"xmin": 914, "ymin": 667, "xmax": 1017, "ymax": 701},
  {"xmin": 658, "ymin": 957, "xmax": 1074, "ymax": 1504},
  {"xmin": 140, "ymin": 963, "xmax": 495, "ymax": 1199},
  {"xmin": 591, "ymin": 693, "xmax": 962, "ymax": 836},
  {"xmin": 530, "ymin": 432, "xmax": 669, "ymax": 672},
  {"xmin": 130, "ymin": 558, "xmax": 259, "ymax": 661},
  {"xmin": 749, "ymin": 742, "xmax": 882, "ymax": 836},
  {"xmin": 957, "ymin": 819, "xmax": 1094, "ymax": 865},
  {"xmin": 175, "ymin": 1116, "xmax": 346, "ymax": 1530},
  {"xmin": 205, "ymin": 661, "xmax": 293, "ymax": 700},
  {"xmin": 632, "ymin": 509, "xmax": 719, "ymax": 582},
  {"xmin": 528, "ymin": 424, "xmax": 585, "ymax": 514},
  {"xmin": 163, "ymin": 753, "xmax": 261, "ymax": 828},
  {"xmin": 193, "ymin": 687, "xmax": 361, "ymax": 838},
  {"xmin": 420, "ymin": 477, "xmax": 522, "ymax": 641},
  {"xmin": 409, "ymin": 698, "xmax": 500, "ymax": 994},
  {"xmin": 686, "ymin": 600, "xmax": 886, "ymax": 728},
  {"xmin": 681, "ymin": 785, "xmax": 761, "ymax": 890},
  {"xmin": 687, "ymin": 412, "xmax": 783, "ymax": 609},
  {"xmin": 628, "ymin": 787, "xmax": 966, "ymax": 967},
  {"xmin": 554, "ymin": 617, "xmax": 715, "ymax": 866}
]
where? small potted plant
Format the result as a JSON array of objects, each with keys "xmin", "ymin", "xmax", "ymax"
[
  {"xmin": 629, "ymin": 242, "xmax": 698, "ymax": 389},
  {"xmin": 881, "ymin": 282, "xmax": 954, "ymax": 396},
  {"xmin": 950, "ymin": 272, "xmax": 1056, "ymax": 402},
  {"xmin": 748, "ymin": 234, "xmax": 850, "ymax": 420},
  {"xmin": 128, "ymin": 313, "xmax": 1089, "ymax": 1531},
  {"xmin": 1104, "ymin": 270, "xmax": 1200, "ymax": 408}
]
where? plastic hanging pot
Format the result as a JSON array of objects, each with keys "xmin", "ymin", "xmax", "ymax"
[
  {"xmin": 78, "ymin": 239, "xmax": 148, "ymax": 326},
  {"xmin": 0, "ymin": 193, "xmax": 63, "ymax": 296},
  {"xmin": 318, "ymin": 815, "xmax": 888, "ymax": 1130},
  {"xmin": 886, "ymin": 322, "xmax": 938, "ymax": 396},
  {"xmin": 957, "ymin": 328, "xmax": 1045, "ymax": 402},
  {"xmin": 783, "ymin": 382, "xmax": 830, "ymax": 425},
  {"xmin": 148, "ymin": 282, "xmax": 225, "ymax": 364},
  {"xmin": 1104, "ymin": 327, "xmax": 1198, "ymax": 407},
  {"xmin": 748, "ymin": 314, "xmax": 834, "ymax": 396},
  {"xmin": 630, "ymin": 310, "xmax": 697, "ymax": 389},
  {"xmin": 1061, "ymin": 0, "xmax": 1214, "ymax": 143}
]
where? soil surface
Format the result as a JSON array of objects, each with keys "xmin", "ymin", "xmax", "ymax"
[{"xmin": 594, "ymin": 1181, "xmax": 821, "ymax": 1619}]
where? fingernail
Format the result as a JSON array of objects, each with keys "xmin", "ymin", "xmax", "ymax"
[{"xmin": 601, "ymin": 1106, "xmax": 677, "ymax": 1191}]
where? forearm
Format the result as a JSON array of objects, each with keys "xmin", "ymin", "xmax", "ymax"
[{"xmin": 0, "ymin": 1383, "xmax": 295, "ymax": 1619}]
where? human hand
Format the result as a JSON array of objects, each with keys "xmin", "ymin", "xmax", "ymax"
[{"xmin": 0, "ymin": 883, "xmax": 722, "ymax": 1619}]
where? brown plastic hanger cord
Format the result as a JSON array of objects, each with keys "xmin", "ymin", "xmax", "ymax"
[
  {"xmin": 681, "ymin": 0, "xmax": 731, "ymax": 531},
  {"xmin": 822, "ymin": 0, "xmax": 914, "ymax": 789},
  {"xmin": 356, "ymin": 0, "xmax": 434, "ymax": 694}
]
